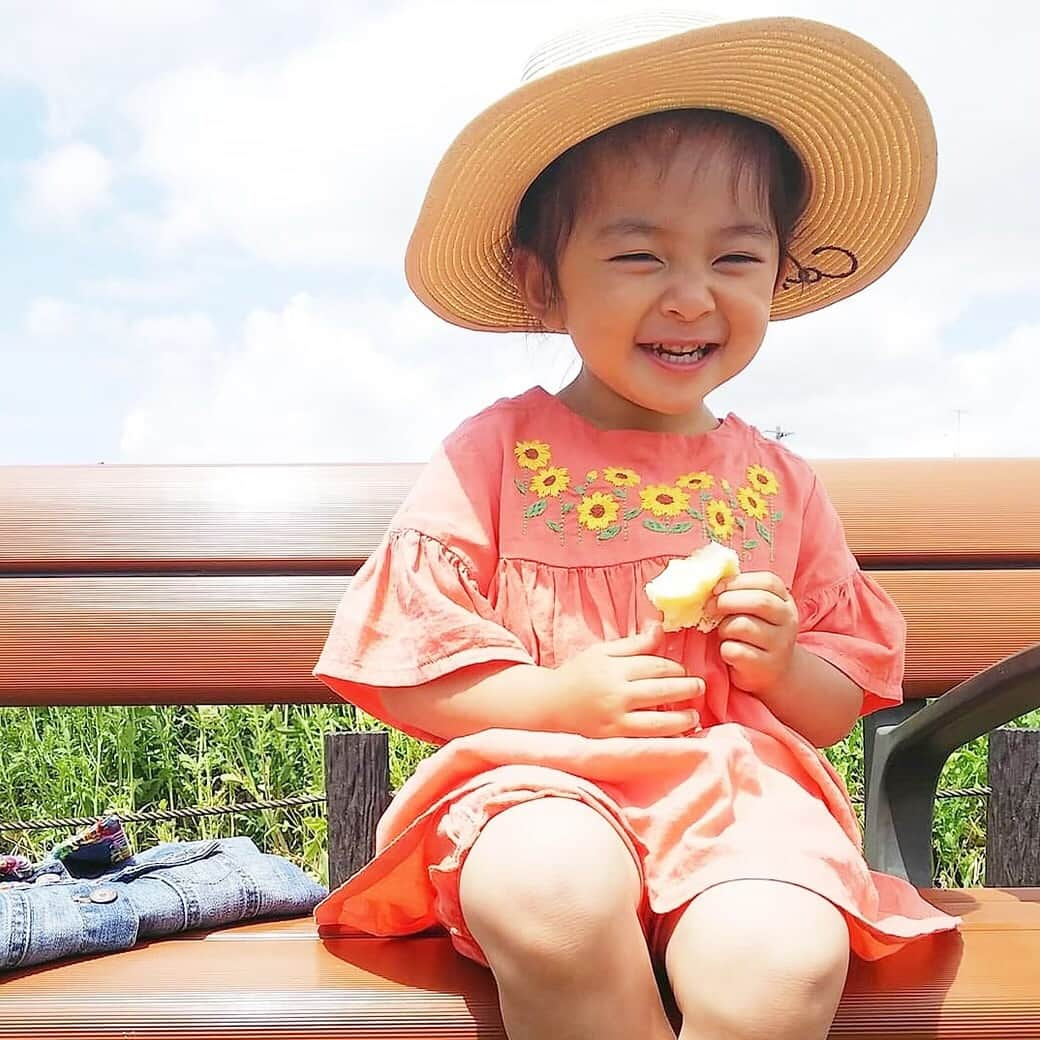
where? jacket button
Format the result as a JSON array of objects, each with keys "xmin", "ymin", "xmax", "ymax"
[{"xmin": 90, "ymin": 888, "xmax": 118, "ymax": 904}]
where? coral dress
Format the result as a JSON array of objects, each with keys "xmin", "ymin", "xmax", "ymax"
[{"xmin": 312, "ymin": 387, "xmax": 959, "ymax": 965}]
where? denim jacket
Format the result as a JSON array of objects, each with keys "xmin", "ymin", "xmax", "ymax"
[{"xmin": 0, "ymin": 836, "xmax": 327, "ymax": 970}]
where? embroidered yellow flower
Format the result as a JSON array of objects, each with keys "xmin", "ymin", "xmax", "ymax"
[
  {"xmin": 531, "ymin": 466, "xmax": 570, "ymax": 498},
  {"xmin": 514, "ymin": 440, "xmax": 551, "ymax": 470},
  {"xmin": 705, "ymin": 499, "xmax": 735, "ymax": 540},
  {"xmin": 578, "ymin": 491, "xmax": 619, "ymax": 531},
  {"xmin": 747, "ymin": 464, "xmax": 780, "ymax": 496},
  {"xmin": 737, "ymin": 486, "xmax": 769, "ymax": 520},
  {"xmin": 585, "ymin": 470, "xmax": 599, "ymax": 482},
  {"xmin": 603, "ymin": 466, "xmax": 640, "ymax": 487},
  {"xmin": 677, "ymin": 471, "xmax": 715, "ymax": 491},
  {"xmin": 640, "ymin": 484, "xmax": 691, "ymax": 517}
]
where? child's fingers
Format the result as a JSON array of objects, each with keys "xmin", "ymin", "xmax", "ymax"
[
  {"xmin": 620, "ymin": 707, "xmax": 702, "ymax": 738},
  {"xmin": 623, "ymin": 654, "xmax": 687, "ymax": 680},
  {"xmin": 606, "ymin": 623, "xmax": 664, "ymax": 656},
  {"xmin": 719, "ymin": 640, "xmax": 772, "ymax": 672},
  {"xmin": 625, "ymin": 675, "xmax": 705, "ymax": 709},
  {"xmin": 712, "ymin": 571, "xmax": 790, "ymax": 599},
  {"xmin": 711, "ymin": 587, "xmax": 793, "ymax": 624},
  {"xmin": 716, "ymin": 614, "xmax": 773, "ymax": 651}
]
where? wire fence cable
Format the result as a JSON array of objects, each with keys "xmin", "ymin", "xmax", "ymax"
[{"xmin": 0, "ymin": 787, "xmax": 993, "ymax": 835}]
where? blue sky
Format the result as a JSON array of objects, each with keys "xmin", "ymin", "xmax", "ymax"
[{"xmin": 0, "ymin": 0, "xmax": 1037, "ymax": 465}]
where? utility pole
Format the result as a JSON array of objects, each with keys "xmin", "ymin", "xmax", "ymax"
[{"xmin": 953, "ymin": 409, "xmax": 967, "ymax": 457}]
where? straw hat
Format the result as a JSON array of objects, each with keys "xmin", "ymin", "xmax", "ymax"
[{"xmin": 404, "ymin": 12, "xmax": 937, "ymax": 331}]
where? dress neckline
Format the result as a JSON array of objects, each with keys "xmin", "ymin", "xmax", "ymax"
[{"xmin": 528, "ymin": 386, "xmax": 740, "ymax": 446}]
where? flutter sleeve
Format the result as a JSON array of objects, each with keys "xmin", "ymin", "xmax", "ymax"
[
  {"xmin": 790, "ymin": 475, "xmax": 907, "ymax": 717},
  {"xmin": 313, "ymin": 425, "xmax": 535, "ymax": 743}
]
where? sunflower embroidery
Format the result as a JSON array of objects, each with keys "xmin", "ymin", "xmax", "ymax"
[
  {"xmin": 640, "ymin": 484, "xmax": 691, "ymax": 517},
  {"xmin": 578, "ymin": 491, "xmax": 620, "ymax": 531},
  {"xmin": 677, "ymin": 471, "xmax": 714, "ymax": 491},
  {"xmin": 603, "ymin": 466, "xmax": 640, "ymax": 487},
  {"xmin": 736, "ymin": 486, "xmax": 769, "ymax": 521},
  {"xmin": 514, "ymin": 440, "xmax": 551, "ymax": 471},
  {"xmin": 746, "ymin": 464, "xmax": 780, "ymax": 496},
  {"xmin": 705, "ymin": 498, "xmax": 736, "ymax": 540},
  {"xmin": 531, "ymin": 466, "xmax": 570, "ymax": 498},
  {"xmin": 511, "ymin": 438, "xmax": 782, "ymax": 556}
]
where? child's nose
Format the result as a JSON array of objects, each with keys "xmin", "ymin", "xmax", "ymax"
[{"xmin": 659, "ymin": 272, "xmax": 715, "ymax": 322}]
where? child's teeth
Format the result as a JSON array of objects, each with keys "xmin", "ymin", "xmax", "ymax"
[{"xmin": 650, "ymin": 343, "xmax": 711, "ymax": 361}]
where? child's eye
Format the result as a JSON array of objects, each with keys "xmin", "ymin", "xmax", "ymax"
[
  {"xmin": 717, "ymin": 254, "xmax": 762, "ymax": 264},
  {"xmin": 609, "ymin": 252, "xmax": 660, "ymax": 263}
]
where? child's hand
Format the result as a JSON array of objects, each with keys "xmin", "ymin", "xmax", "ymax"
[
  {"xmin": 552, "ymin": 623, "xmax": 704, "ymax": 738},
  {"xmin": 710, "ymin": 571, "xmax": 799, "ymax": 696}
]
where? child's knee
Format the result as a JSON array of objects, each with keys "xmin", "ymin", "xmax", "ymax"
[
  {"xmin": 458, "ymin": 797, "xmax": 641, "ymax": 962},
  {"xmin": 666, "ymin": 882, "xmax": 849, "ymax": 1037}
]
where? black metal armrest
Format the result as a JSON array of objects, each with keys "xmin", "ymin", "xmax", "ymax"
[{"xmin": 864, "ymin": 643, "xmax": 1040, "ymax": 887}]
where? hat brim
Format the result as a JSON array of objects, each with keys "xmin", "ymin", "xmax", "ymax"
[{"xmin": 405, "ymin": 16, "xmax": 937, "ymax": 332}]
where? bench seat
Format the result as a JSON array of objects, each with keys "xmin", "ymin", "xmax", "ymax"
[
  {"xmin": 1, "ymin": 890, "xmax": 1037, "ymax": 1039},
  {"xmin": 2, "ymin": 459, "xmax": 1038, "ymax": 1036}
]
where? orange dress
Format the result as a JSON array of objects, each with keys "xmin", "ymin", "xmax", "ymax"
[{"xmin": 312, "ymin": 386, "xmax": 960, "ymax": 965}]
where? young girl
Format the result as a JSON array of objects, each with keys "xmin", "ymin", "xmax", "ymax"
[{"xmin": 313, "ymin": 13, "xmax": 958, "ymax": 1040}]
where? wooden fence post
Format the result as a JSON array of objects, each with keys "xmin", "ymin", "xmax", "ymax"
[
  {"xmin": 986, "ymin": 728, "xmax": 1040, "ymax": 887},
  {"xmin": 323, "ymin": 731, "xmax": 392, "ymax": 890}
]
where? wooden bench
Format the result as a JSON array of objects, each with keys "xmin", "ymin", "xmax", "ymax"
[{"xmin": 1, "ymin": 458, "xmax": 1038, "ymax": 1039}]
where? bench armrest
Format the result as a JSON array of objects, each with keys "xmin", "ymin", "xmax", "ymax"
[{"xmin": 864, "ymin": 643, "xmax": 1040, "ymax": 887}]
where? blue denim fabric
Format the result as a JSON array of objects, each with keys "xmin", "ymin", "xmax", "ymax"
[{"xmin": 0, "ymin": 836, "xmax": 327, "ymax": 970}]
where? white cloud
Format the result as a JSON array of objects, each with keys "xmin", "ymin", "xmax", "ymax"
[
  {"xmin": 120, "ymin": 0, "xmax": 763, "ymax": 267},
  {"xmin": 1, "ymin": 0, "xmax": 1037, "ymax": 463},
  {"xmin": 25, "ymin": 295, "xmax": 129, "ymax": 342},
  {"xmin": 118, "ymin": 293, "xmax": 575, "ymax": 462},
  {"xmin": 714, "ymin": 277, "xmax": 1040, "ymax": 459},
  {"xmin": 22, "ymin": 142, "xmax": 113, "ymax": 225}
]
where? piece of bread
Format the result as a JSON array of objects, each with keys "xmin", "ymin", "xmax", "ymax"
[{"xmin": 644, "ymin": 542, "xmax": 741, "ymax": 632}]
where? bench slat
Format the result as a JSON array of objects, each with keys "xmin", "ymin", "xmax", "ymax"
[
  {"xmin": 0, "ymin": 891, "xmax": 1037, "ymax": 1039},
  {"xmin": 813, "ymin": 458, "xmax": 1040, "ymax": 565},
  {"xmin": 1, "ymin": 572, "xmax": 1036, "ymax": 704},
  {"xmin": 2, "ymin": 460, "xmax": 1038, "ymax": 572},
  {"xmin": 0, "ymin": 464, "xmax": 415, "ymax": 574}
]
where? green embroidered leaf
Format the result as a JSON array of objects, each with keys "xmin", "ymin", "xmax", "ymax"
[
  {"xmin": 687, "ymin": 508, "xmax": 703, "ymax": 519},
  {"xmin": 644, "ymin": 519, "xmax": 670, "ymax": 533},
  {"xmin": 668, "ymin": 521, "xmax": 693, "ymax": 534},
  {"xmin": 597, "ymin": 524, "xmax": 622, "ymax": 541},
  {"xmin": 524, "ymin": 500, "xmax": 548, "ymax": 519},
  {"xmin": 771, "ymin": 510, "xmax": 784, "ymax": 522},
  {"xmin": 700, "ymin": 491, "xmax": 714, "ymax": 501},
  {"xmin": 613, "ymin": 488, "xmax": 628, "ymax": 501},
  {"xmin": 755, "ymin": 520, "xmax": 772, "ymax": 543},
  {"xmin": 514, "ymin": 479, "xmax": 529, "ymax": 494},
  {"xmin": 574, "ymin": 484, "xmax": 588, "ymax": 495},
  {"xmin": 743, "ymin": 539, "xmax": 759, "ymax": 550},
  {"xmin": 560, "ymin": 501, "xmax": 576, "ymax": 514},
  {"xmin": 545, "ymin": 519, "xmax": 564, "ymax": 534},
  {"xmin": 735, "ymin": 515, "xmax": 746, "ymax": 528},
  {"xmin": 623, "ymin": 507, "xmax": 643, "ymax": 521}
]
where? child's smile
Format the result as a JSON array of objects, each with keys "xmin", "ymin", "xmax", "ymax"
[{"xmin": 532, "ymin": 137, "xmax": 780, "ymax": 436}]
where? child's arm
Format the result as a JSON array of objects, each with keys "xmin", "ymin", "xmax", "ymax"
[
  {"xmin": 377, "ymin": 625, "xmax": 704, "ymax": 743},
  {"xmin": 710, "ymin": 571, "xmax": 862, "ymax": 747},
  {"xmin": 754, "ymin": 646, "xmax": 862, "ymax": 748}
]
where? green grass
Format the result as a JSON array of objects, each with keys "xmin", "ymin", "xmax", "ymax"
[{"xmin": 1, "ymin": 706, "xmax": 1037, "ymax": 888}]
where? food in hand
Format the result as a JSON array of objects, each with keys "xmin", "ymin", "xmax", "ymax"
[{"xmin": 644, "ymin": 542, "xmax": 741, "ymax": 632}]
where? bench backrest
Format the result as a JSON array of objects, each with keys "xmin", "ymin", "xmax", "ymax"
[{"xmin": 1, "ymin": 460, "xmax": 1038, "ymax": 706}]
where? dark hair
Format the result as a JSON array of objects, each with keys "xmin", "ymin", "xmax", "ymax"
[{"xmin": 512, "ymin": 109, "xmax": 810, "ymax": 310}]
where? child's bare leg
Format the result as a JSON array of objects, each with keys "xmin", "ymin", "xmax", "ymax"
[
  {"xmin": 664, "ymin": 879, "xmax": 850, "ymax": 1040},
  {"xmin": 458, "ymin": 797, "xmax": 676, "ymax": 1040}
]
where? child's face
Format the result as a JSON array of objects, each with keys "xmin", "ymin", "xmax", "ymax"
[{"xmin": 524, "ymin": 137, "xmax": 780, "ymax": 433}]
